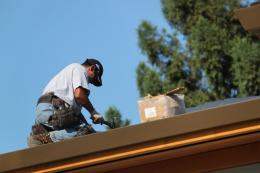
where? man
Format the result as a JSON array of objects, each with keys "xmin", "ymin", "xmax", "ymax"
[{"xmin": 28, "ymin": 58, "xmax": 104, "ymax": 147}]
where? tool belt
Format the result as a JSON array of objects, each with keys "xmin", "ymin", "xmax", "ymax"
[{"xmin": 37, "ymin": 93, "xmax": 82, "ymax": 130}]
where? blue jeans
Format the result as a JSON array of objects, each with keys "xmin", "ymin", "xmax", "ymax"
[{"xmin": 35, "ymin": 103, "xmax": 84, "ymax": 142}]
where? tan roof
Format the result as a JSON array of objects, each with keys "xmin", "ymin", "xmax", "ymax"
[{"xmin": 0, "ymin": 97, "xmax": 260, "ymax": 172}]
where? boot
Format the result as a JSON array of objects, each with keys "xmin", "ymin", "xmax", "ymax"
[
  {"xmin": 27, "ymin": 133, "xmax": 53, "ymax": 147},
  {"xmin": 32, "ymin": 124, "xmax": 49, "ymax": 135},
  {"xmin": 75, "ymin": 125, "xmax": 96, "ymax": 137}
]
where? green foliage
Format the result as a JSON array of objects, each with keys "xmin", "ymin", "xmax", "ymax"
[
  {"xmin": 229, "ymin": 37, "xmax": 260, "ymax": 96},
  {"xmin": 104, "ymin": 106, "xmax": 131, "ymax": 130},
  {"xmin": 185, "ymin": 90, "xmax": 211, "ymax": 107},
  {"xmin": 136, "ymin": 62, "xmax": 163, "ymax": 96},
  {"xmin": 136, "ymin": 0, "xmax": 260, "ymax": 107}
]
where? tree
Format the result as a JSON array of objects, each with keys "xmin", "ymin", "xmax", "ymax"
[
  {"xmin": 136, "ymin": 0, "xmax": 260, "ymax": 107},
  {"xmin": 104, "ymin": 106, "xmax": 131, "ymax": 130}
]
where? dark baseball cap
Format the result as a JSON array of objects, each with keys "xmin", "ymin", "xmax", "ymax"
[{"xmin": 82, "ymin": 58, "xmax": 103, "ymax": 87}]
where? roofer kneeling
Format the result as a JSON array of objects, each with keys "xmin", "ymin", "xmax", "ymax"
[{"xmin": 28, "ymin": 58, "xmax": 104, "ymax": 147}]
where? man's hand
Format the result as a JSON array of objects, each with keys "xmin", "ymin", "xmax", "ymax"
[{"xmin": 91, "ymin": 111, "xmax": 104, "ymax": 124}]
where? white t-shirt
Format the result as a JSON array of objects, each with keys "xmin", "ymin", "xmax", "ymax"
[{"xmin": 43, "ymin": 63, "xmax": 89, "ymax": 112}]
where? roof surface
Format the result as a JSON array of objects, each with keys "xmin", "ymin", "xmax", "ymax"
[
  {"xmin": 187, "ymin": 96, "xmax": 260, "ymax": 112},
  {"xmin": 0, "ymin": 97, "xmax": 260, "ymax": 172}
]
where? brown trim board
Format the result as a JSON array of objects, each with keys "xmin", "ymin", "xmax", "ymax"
[{"xmin": 0, "ymin": 98, "xmax": 259, "ymax": 172}]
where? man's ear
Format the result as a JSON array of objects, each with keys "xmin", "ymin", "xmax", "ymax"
[{"xmin": 90, "ymin": 65, "xmax": 95, "ymax": 72}]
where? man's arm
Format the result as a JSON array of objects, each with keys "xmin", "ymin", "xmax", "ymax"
[
  {"xmin": 74, "ymin": 87, "xmax": 103, "ymax": 123},
  {"xmin": 74, "ymin": 87, "xmax": 95, "ymax": 114}
]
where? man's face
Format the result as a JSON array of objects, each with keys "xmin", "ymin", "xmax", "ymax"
[{"xmin": 87, "ymin": 65, "xmax": 95, "ymax": 79}]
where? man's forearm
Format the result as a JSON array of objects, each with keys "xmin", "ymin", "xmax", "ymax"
[
  {"xmin": 76, "ymin": 97, "xmax": 96, "ymax": 115},
  {"xmin": 75, "ymin": 91, "xmax": 104, "ymax": 124}
]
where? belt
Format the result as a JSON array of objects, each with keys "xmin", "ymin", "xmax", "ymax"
[
  {"xmin": 37, "ymin": 92, "xmax": 55, "ymax": 105},
  {"xmin": 37, "ymin": 93, "xmax": 70, "ymax": 110}
]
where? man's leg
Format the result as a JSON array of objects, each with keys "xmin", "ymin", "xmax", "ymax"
[
  {"xmin": 49, "ymin": 128, "xmax": 79, "ymax": 142},
  {"xmin": 28, "ymin": 103, "xmax": 54, "ymax": 147},
  {"xmin": 31, "ymin": 102, "xmax": 95, "ymax": 144},
  {"xmin": 49, "ymin": 123, "xmax": 96, "ymax": 142},
  {"xmin": 35, "ymin": 103, "xmax": 54, "ymax": 124}
]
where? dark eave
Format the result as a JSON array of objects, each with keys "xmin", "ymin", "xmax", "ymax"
[{"xmin": 235, "ymin": 3, "xmax": 260, "ymax": 38}]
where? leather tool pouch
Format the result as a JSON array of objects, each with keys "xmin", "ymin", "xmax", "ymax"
[
  {"xmin": 38, "ymin": 93, "xmax": 81, "ymax": 130},
  {"xmin": 50, "ymin": 107, "xmax": 81, "ymax": 130}
]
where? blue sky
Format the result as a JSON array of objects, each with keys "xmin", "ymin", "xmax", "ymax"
[{"xmin": 0, "ymin": 0, "xmax": 169, "ymax": 153}]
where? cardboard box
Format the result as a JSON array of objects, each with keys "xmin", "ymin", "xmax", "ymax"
[
  {"xmin": 235, "ymin": 3, "xmax": 260, "ymax": 38},
  {"xmin": 138, "ymin": 94, "xmax": 186, "ymax": 123}
]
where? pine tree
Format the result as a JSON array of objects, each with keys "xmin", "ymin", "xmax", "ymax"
[
  {"xmin": 104, "ymin": 106, "xmax": 131, "ymax": 130},
  {"xmin": 136, "ymin": 0, "xmax": 260, "ymax": 107}
]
